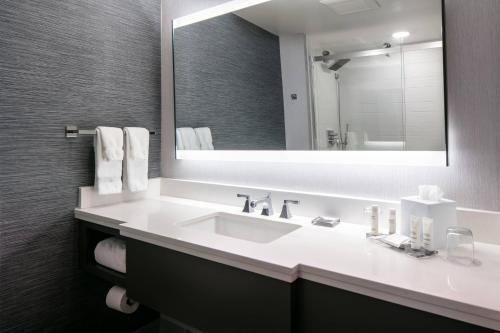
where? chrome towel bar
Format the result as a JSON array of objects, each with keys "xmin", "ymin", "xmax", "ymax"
[{"xmin": 65, "ymin": 125, "xmax": 160, "ymax": 138}]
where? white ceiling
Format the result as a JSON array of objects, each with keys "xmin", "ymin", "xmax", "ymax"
[{"xmin": 235, "ymin": 0, "xmax": 442, "ymax": 54}]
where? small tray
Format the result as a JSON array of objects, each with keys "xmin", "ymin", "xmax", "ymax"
[
  {"xmin": 312, "ymin": 216, "xmax": 340, "ymax": 228},
  {"xmin": 369, "ymin": 234, "xmax": 438, "ymax": 259}
]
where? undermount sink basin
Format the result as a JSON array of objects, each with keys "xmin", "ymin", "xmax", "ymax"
[{"xmin": 179, "ymin": 213, "xmax": 301, "ymax": 243}]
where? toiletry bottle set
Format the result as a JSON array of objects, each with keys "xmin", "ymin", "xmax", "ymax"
[
  {"xmin": 409, "ymin": 215, "xmax": 436, "ymax": 254},
  {"xmin": 366, "ymin": 206, "xmax": 397, "ymax": 237}
]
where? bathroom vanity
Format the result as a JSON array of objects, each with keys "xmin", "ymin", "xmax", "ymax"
[
  {"xmin": 73, "ymin": 3, "xmax": 500, "ymax": 330},
  {"xmin": 76, "ymin": 179, "xmax": 500, "ymax": 332}
]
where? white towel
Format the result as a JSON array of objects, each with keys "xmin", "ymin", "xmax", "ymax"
[
  {"xmin": 94, "ymin": 127, "xmax": 123, "ymax": 195},
  {"xmin": 98, "ymin": 127, "xmax": 124, "ymax": 161},
  {"xmin": 176, "ymin": 128, "xmax": 184, "ymax": 150},
  {"xmin": 176, "ymin": 127, "xmax": 201, "ymax": 150},
  {"xmin": 94, "ymin": 237, "xmax": 126, "ymax": 273},
  {"xmin": 194, "ymin": 127, "xmax": 215, "ymax": 150},
  {"xmin": 123, "ymin": 127, "xmax": 149, "ymax": 192}
]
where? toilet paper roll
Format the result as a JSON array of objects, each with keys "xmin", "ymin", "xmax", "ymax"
[{"xmin": 105, "ymin": 286, "xmax": 139, "ymax": 314}]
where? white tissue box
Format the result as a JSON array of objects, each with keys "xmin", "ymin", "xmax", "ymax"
[{"xmin": 401, "ymin": 196, "xmax": 457, "ymax": 250}]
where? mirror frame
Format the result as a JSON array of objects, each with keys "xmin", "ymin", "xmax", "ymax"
[{"xmin": 170, "ymin": 0, "xmax": 449, "ymax": 167}]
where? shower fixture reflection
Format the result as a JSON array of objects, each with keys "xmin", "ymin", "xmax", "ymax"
[
  {"xmin": 313, "ymin": 51, "xmax": 351, "ymax": 72},
  {"xmin": 313, "ymin": 51, "xmax": 351, "ymax": 150},
  {"xmin": 329, "ymin": 58, "xmax": 351, "ymax": 71}
]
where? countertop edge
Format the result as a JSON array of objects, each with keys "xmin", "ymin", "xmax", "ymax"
[{"xmin": 74, "ymin": 209, "xmax": 123, "ymax": 229}]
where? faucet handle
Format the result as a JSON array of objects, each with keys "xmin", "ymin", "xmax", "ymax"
[
  {"xmin": 280, "ymin": 199, "xmax": 300, "ymax": 219},
  {"xmin": 237, "ymin": 194, "xmax": 253, "ymax": 213},
  {"xmin": 284, "ymin": 199, "xmax": 300, "ymax": 205}
]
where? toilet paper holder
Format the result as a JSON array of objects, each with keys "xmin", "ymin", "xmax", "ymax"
[{"xmin": 106, "ymin": 285, "xmax": 139, "ymax": 314}]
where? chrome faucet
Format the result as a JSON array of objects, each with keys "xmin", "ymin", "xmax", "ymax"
[
  {"xmin": 250, "ymin": 193, "xmax": 274, "ymax": 216},
  {"xmin": 279, "ymin": 200, "xmax": 300, "ymax": 219},
  {"xmin": 237, "ymin": 194, "xmax": 254, "ymax": 213}
]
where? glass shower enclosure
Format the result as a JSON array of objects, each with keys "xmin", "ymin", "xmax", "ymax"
[{"xmin": 310, "ymin": 42, "xmax": 445, "ymax": 152}]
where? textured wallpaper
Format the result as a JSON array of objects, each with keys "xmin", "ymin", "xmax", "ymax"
[
  {"xmin": 0, "ymin": 0, "xmax": 161, "ymax": 331},
  {"xmin": 173, "ymin": 13, "xmax": 286, "ymax": 150}
]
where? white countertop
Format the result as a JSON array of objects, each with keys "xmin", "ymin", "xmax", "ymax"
[{"xmin": 75, "ymin": 196, "xmax": 500, "ymax": 330}]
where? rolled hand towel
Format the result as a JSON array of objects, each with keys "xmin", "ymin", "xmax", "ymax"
[
  {"xmin": 94, "ymin": 127, "xmax": 123, "ymax": 195},
  {"xmin": 94, "ymin": 237, "xmax": 126, "ymax": 273},
  {"xmin": 123, "ymin": 127, "xmax": 149, "ymax": 192}
]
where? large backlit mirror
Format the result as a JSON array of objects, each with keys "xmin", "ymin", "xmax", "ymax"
[{"xmin": 172, "ymin": 0, "xmax": 447, "ymax": 165}]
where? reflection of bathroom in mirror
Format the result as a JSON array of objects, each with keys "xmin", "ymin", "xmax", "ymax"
[{"xmin": 173, "ymin": 0, "xmax": 446, "ymax": 153}]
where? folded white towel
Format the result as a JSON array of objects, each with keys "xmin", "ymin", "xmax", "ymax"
[
  {"xmin": 194, "ymin": 127, "xmax": 215, "ymax": 150},
  {"xmin": 94, "ymin": 127, "xmax": 123, "ymax": 195},
  {"xmin": 94, "ymin": 237, "xmax": 126, "ymax": 273},
  {"xmin": 176, "ymin": 128, "xmax": 184, "ymax": 150},
  {"xmin": 123, "ymin": 127, "xmax": 149, "ymax": 192},
  {"xmin": 176, "ymin": 127, "xmax": 201, "ymax": 150},
  {"xmin": 98, "ymin": 127, "xmax": 124, "ymax": 161}
]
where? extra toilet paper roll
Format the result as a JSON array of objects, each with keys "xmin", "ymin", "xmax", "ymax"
[{"xmin": 105, "ymin": 286, "xmax": 139, "ymax": 314}]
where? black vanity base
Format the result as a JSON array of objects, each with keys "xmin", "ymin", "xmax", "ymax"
[
  {"xmin": 296, "ymin": 279, "xmax": 494, "ymax": 333},
  {"xmin": 127, "ymin": 238, "xmax": 293, "ymax": 333},
  {"xmin": 126, "ymin": 238, "xmax": 495, "ymax": 333},
  {"xmin": 77, "ymin": 221, "xmax": 495, "ymax": 333}
]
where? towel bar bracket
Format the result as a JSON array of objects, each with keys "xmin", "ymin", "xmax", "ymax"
[{"xmin": 65, "ymin": 125, "xmax": 160, "ymax": 138}]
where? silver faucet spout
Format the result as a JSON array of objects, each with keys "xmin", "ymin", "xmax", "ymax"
[{"xmin": 250, "ymin": 193, "xmax": 274, "ymax": 216}]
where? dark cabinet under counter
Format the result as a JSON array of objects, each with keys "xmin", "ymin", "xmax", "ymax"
[
  {"xmin": 126, "ymin": 238, "xmax": 294, "ymax": 333},
  {"xmin": 295, "ymin": 279, "xmax": 495, "ymax": 333},
  {"xmin": 125, "ymin": 237, "xmax": 496, "ymax": 333}
]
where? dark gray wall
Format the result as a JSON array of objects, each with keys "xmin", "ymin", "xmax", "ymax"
[
  {"xmin": 0, "ymin": 1, "xmax": 161, "ymax": 332},
  {"xmin": 174, "ymin": 13, "xmax": 286, "ymax": 150}
]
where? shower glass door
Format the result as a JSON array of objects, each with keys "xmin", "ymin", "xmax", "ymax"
[
  {"xmin": 338, "ymin": 50, "xmax": 405, "ymax": 151},
  {"xmin": 311, "ymin": 41, "xmax": 446, "ymax": 153},
  {"xmin": 311, "ymin": 48, "xmax": 405, "ymax": 151}
]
